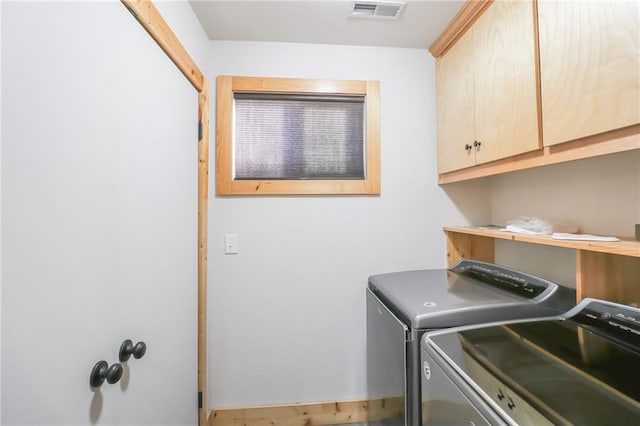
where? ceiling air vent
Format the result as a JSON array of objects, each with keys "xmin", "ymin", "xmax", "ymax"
[{"xmin": 350, "ymin": 1, "xmax": 406, "ymax": 20}]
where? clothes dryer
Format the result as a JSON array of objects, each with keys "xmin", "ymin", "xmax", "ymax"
[{"xmin": 421, "ymin": 298, "xmax": 640, "ymax": 425}]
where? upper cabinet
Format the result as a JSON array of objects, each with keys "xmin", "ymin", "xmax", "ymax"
[
  {"xmin": 436, "ymin": 25, "xmax": 475, "ymax": 173},
  {"xmin": 431, "ymin": 0, "xmax": 640, "ymax": 183},
  {"xmin": 436, "ymin": 1, "xmax": 540, "ymax": 174},
  {"xmin": 538, "ymin": 1, "xmax": 640, "ymax": 146},
  {"xmin": 473, "ymin": 1, "xmax": 540, "ymax": 163}
]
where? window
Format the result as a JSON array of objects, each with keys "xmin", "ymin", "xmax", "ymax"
[{"xmin": 216, "ymin": 76, "xmax": 380, "ymax": 195}]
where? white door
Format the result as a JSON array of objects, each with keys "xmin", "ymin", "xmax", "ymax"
[{"xmin": 2, "ymin": 2, "xmax": 198, "ymax": 424}]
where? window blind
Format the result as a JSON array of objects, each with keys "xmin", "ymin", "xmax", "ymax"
[{"xmin": 233, "ymin": 93, "xmax": 366, "ymax": 180}]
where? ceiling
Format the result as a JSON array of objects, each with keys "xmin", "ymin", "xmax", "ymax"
[{"xmin": 188, "ymin": 0, "xmax": 465, "ymax": 49}]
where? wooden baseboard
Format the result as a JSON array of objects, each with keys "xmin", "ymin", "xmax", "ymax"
[{"xmin": 207, "ymin": 397, "xmax": 403, "ymax": 426}]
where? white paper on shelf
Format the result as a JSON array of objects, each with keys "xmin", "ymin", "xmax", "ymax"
[
  {"xmin": 551, "ymin": 233, "xmax": 620, "ymax": 242},
  {"xmin": 503, "ymin": 224, "xmax": 549, "ymax": 235}
]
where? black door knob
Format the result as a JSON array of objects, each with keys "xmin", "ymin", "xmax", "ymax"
[
  {"xmin": 90, "ymin": 360, "xmax": 123, "ymax": 387},
  {"xmin": 465, "ymin": 144, "xmax": 472, "ymax": 151},
  {"xmin": 473, "ymin": 140, "xmax": 482, "ymax": 148},
  {"xmin": 119, "ymin": 339, "xmax": 147, "ymax": 362}
]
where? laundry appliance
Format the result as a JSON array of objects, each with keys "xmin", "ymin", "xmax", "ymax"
[
  {"xmin": 420, "ymin": 298, "xmax": 640, "ymax": 424},
  {"xmin": 366, "ymin": 259, "xmax": 576, "ymax": 425}
]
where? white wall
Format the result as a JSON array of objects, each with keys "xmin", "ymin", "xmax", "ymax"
[
  {"xmin": 205, "ymin": 41, "xmax": 491, "ymax": 407},
  {"xmin": 490, "ymin": 150, "xmax": 640, "ymax": 287}
]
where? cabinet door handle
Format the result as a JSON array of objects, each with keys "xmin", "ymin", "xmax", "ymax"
[
  {"xmin": 465, "ymin": 144, "xmax": 472, "ymax": 151},
  {"xmin": 497, "ymin": 389, "xmax": 505, "ymax": 400},
  {"xmin": 473, "ymin": 140, "xmax": 482, "ymax": 148},
  {"xmin": 507, "ymin": 397, "xmax": 516, "ymax": 410}
]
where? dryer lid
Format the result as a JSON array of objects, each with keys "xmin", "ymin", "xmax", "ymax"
[{"xmin": 424, "ymin": 299, "xmax": 640, "ymax": 425}]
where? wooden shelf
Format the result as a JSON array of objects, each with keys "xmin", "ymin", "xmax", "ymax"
[
  {"xmin": 444, "ymin": 226, "xmax": 640, "ymax": 257},
  {"xmin": 444, "ymin": 226, "xmax": 640, "ymax": 305}
]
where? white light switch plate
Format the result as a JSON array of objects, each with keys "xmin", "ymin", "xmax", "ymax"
[{"xmin": 224, "ymin": 234, "xmax": 238, "ymax": 254}]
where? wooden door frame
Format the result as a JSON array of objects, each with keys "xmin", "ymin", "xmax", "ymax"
[{"xmin": 120, "ymin": 1, "xmax": 209, "ymax": 424}]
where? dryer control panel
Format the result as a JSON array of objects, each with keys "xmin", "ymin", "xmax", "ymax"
[{"xmin": 571, "ymin": 300, "xmax": 640, "ymax": 351}]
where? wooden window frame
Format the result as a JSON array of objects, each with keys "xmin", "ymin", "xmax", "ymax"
[{"xmin": 216, "ymin": 76, "xmax": 381, "ymax": 195}]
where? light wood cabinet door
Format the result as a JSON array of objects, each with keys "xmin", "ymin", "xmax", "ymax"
[
  {"xmin": 436, "ymin": 1, "xmax": 541, "ymax": 174},
  {"xmin": 474, "ymin": 0, "xmax": 540, "ymax": 164},
  {"xmin": 436, "ymin": 27, "xmax": 476, "ymax": 174},
  {"xmin": 539, "ymin": 1, "xmax": 640, "ymax": 146}
]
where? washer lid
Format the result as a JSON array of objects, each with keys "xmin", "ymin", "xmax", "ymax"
[
  {"xmin": 368, "ymin": 261, "xmax": 573, "ymax": 329},
  {"xmin": 370, "ymin": 269, "xmax": 527, "ymax": 328}
]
